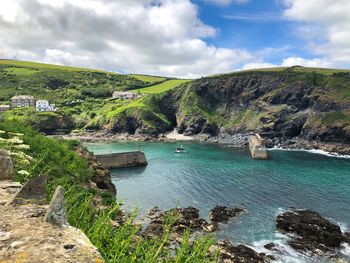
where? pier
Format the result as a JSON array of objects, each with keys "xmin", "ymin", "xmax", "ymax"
[
  {"xmin": 248, "ymin": 133, "xmax": 268, "ymax": 159},
  {"xmin": 95, "ymin": 151, "xmax": 147, "ymax": 169}
]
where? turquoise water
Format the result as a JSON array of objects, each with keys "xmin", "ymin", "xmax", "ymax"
[{"xmin": 86, "ymin": 141, "xmax": 350, "ymax": 262}]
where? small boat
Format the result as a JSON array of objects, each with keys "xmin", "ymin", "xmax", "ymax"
[{"xmin": 175, "ymin": 145, "xmax": 186, "ymax": 153}]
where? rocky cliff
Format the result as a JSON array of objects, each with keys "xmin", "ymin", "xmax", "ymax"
[{"xmin": 108, "ymin": 67, "xmax": 350, "ymax": 153}]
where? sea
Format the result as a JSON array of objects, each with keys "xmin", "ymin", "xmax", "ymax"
[{"xmin": 86, "ymin": 141, "xmax": 350, "ymax": 263}]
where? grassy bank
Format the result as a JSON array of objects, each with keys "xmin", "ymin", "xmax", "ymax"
[{"xmin": 0, "ymin": 120, "xmax": 217, "ymax": 262}]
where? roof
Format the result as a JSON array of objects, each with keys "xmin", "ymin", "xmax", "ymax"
[
  {"xmin": 0, "ymin": 105, "xmax": 10, "ymax": 108},
  {"xmin": 113, "ymin": 91, "xmax": 134, "ymax": 95},
  {"xmin": 36, "ymin": 100, "xmax": 49, "ymax": 103},
  {"xmin": 11, "ymin": 95, "xmax": 34, "ymax": 100}
]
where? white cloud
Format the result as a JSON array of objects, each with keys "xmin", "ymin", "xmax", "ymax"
[
  {"xmin": 205, "ymin": 0, "xmax": 249, "ymax": 7},
  {"xmin": 242, "ymin": 62, "xmax": 276, "ymax": 70},
  {"xmin": 284, "ymin": 0, "xmax": 350, "ymax": 67},
  {"xmin": 0, "ymin": 0, "xmax": 258, "ymax": 78},
  {"xmin": 281, "ymin": 56, "xmax": 332, "ymax": 68}
]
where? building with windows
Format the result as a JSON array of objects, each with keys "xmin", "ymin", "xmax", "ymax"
[
  {"xmin": 10, "ymin": 95, "xmax": 35, "ymax": 108},
  {"xmin": 36, "ymin": 100, "xmax": 56, "ymax": 112},
  {"xmin": 0, "ymin": 105, "xmax": 10, "ymax": 112},
  {"xmin": 112, "ymin": 91, "xmax": 140, "ymax": 100}
]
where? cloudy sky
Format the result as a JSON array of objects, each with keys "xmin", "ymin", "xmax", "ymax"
[{"xmin": 0, "ymin": 0, "xmax": 349, "ymax": 78}]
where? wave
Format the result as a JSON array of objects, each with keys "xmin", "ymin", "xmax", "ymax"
[{"xmin": 268, "ymin": 147, "xmax": 350, "ymax": 159}]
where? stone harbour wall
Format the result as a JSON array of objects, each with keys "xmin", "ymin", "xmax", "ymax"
[{"xmin": 95, "ymin": 151, "xmax": 147, "ymax": 169}]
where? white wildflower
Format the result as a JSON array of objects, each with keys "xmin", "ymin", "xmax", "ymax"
[
  {"xmin": 14, "ymin": 144, "xmax": 30, "ymax": 150},
  {"xmin": 17, "ymin": 170, "xmax": 30, "ymax": 176}
]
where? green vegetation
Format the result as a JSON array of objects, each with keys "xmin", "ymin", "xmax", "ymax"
[
  {"xmin": 128, "ymin": 74, "xmax": 167, "ymax": 84},
  {"xmin": 0, "ymin": 120, "xmax": 218, "ymax": 262},
  {"xmin": 134, "ymin": 79, "xmax": 191, "ymax": 94},
  {"xmin": 323, "ymin": 111, "xmax": 350, "ymax": 125},
  {"xmin": 0, "ymin": 59, "xmax": 104, "ymax": 72}
]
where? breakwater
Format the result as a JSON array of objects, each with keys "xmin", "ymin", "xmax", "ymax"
[{"xmin": 95, "ymin": 151, "xmax": 147, "ymax": 169}]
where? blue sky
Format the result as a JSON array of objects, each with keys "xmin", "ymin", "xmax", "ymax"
[
  {"xmin": 196, "ymin": 0, "xmax": 313, "ymax": 64},
  {"xmin": 0, "ymin": 0, "xmax": 349, "ymax": 77}
]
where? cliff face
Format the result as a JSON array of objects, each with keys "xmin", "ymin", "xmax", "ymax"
[{"xmin": 114, "ymin": 68, "xmax": 349, "ymax": 150}]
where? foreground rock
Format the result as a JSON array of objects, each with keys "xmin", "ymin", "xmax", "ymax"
[
  {"xmin": 0, "ymin": 149, "xmax": 14, "ymax": 180},
  {"xmin": 44, "ymin": 186, "xmax": 69, "ymax": 226},
  {"xmin": 6, "ymin": 176, "xmax": 47, "ymax": 206},
  {"xmin": 213, "ymin": 240, "xmax": 274, "ymax": 263},
  {"xmin": 209, "ymin": 206, "xmax": 245, "ymax": 224},
  {"xmin": 276, "ymin": 209, "xmax": 346, "ymax": 254},
  {"xmin": 0, "ymin": 181, "xmax": 104, "ymax": 263}
]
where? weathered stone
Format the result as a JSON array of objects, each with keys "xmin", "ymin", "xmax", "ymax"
[
  {"xmin": 0, "ymin": 150, "xmax": 14, "ymax": 180},
  {"xmin": 0, "ymin": 181, "xmax": 22, "ymax": 205},
  {"xmin": 209, "ymin": 205, "xmax": 245, "ymax": 223},
  {"xmin": 276, "ymin": 209, "xmax": 345, "ymax": 254},
  {"xmin": 217, "ymin": 240, "xmax": 273, "ymax": 263},
  {"xmin": 6, "ymin": 176, "xmax": 47, "ymax": 206},
  {"xmin": 44, "ymin": 186, "xmax": 69, "ymax": 227}
]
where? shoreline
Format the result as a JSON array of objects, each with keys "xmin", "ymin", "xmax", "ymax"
[{"xmin": 58, "ymin": 130, "xmax": 350, "ymax": 157}]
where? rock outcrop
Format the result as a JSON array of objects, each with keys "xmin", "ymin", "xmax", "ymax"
[
  {"xmin": 6, "ymin": 175, "xmax": 47, "ymax": 206},
  {"xmin": 212, "ymin": 240, "xmax": 274, "ymax": 263},
  {"xmin": 209, "ymin": 206, "xmax": 245, "ymax": 224},
  {"xmin": 276, "ymin": 209, "xmax": 347, "ymax": 254},
  {"xmin": 0, "ymin": 149, "xmax": 14, "ymax": 180},
  {"xmin": 0, "ymin": 180, "xmax": 104, "ymax": 263},
  {"xmin": 44, "ymin": 186, "xmax": 69, "ymax": 226}
]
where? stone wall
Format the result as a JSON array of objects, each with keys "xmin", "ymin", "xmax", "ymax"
[
  {"xmin": 95, "ymin": 151, "xmax": 147, "ymax": 169},
  {"xmin": 0, "ymin": 150, "xmax": 14, "ymax": 180}
]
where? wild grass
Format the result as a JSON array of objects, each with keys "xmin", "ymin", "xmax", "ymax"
[
  {"xmin": 134, "ymin": 79, "xmax": 191, "ymax": 94},
  {"xmin": 0, "ymin": 59, "xmax": 105, "ymax": 72},
  {"xmin": 4, "ymin": 67, "xmax": 39, "ymax": 76}
]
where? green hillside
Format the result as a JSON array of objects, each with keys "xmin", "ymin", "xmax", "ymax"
[
  {"xmin": 133, "ymin": 79, "xmax": 191, "ymax": 94},
  {"xmin": 128, "ymin": 74, "xmax": 166, "ymax": 84},
  {"xmin": 0, "ymin": 59, "xmax": 105, "ymax": 72}
]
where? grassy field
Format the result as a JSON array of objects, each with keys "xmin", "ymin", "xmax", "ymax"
[
  {"xmin": 134, "ymin": 79, "xmax": 191, "ymax": 94},
  {"xmin": 210, "ymin": 65, "xmax": 350, "ymax": 78},
  {"xmin": 128, "ymin": 74, "xmax": 167, "ymax": 84},
  {"xmin": 0, "ymin": 59, "xmax": 105, "ymax": 72}
]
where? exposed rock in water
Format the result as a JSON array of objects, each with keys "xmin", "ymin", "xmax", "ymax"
[
  {"xmin": 6, "ymin": 176, "xmax": 47, "ymax": 206},
  {"xmin": 143, "ymin": 207, "xmax": 211, "ymax": 239},
  {"xmin": 44, "ymin": 186, "xmax": 69, "ymax": 227},
  {"xmin": 276, "ymin": 209, "xmax": 346, "ymax": 254},
  {"xmin": 209, "ymin": 206, "xmax": 245, "ymax": 223},
  {"xmin": 0, "ymin": 150, "xmax": 14, "ymax": 181},
  {"xmin": 215, "ymin": 240, "xmax": 274, "ymax": 263}
]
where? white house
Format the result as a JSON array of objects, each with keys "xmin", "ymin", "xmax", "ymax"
[
  {"xmin": 112, "ymin": 91, "xmax": 140, "ymax": 100},
  {"xmin": 0, "ymin": 105, "xmax": 10, "ymax": 112},
  {"xmin": 36, "ymin": 100, "xmax": 56, "ymax": 112}
]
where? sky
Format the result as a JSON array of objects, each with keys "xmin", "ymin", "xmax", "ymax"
[{"xmin": 0, "ymin": 0, "xmax": 350, "ymax": 78}]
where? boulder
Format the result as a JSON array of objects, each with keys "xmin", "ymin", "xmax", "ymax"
[
  {"xmin": 143, "ymin": 207, "xmax": 209, "ymax": 238},
  {"xmin": 209, "ymin": 205, "xmax": 245, "ymax": 223},
  {"xmin": 6, "ymin": 176, "xmax": 47, "ymax": 205},
  {"xmin": 0, "ymin": 150, "xmax": 14, "ymax": 181},
  {"xmin": 217, "ymin": 240, "xmax": 273, "ymax": 263},
  {"xmin": 44, "ymin": 186, "xmax": 69, "ymax": 227},
  {"xmin": 276, "ymin": 209, "xmax": 345, "ymax": 254}
]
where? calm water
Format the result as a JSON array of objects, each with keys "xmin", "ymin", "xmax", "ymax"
[{"xmin": 86, "ymin": 141, "xmax": 350, "ymax": 262}]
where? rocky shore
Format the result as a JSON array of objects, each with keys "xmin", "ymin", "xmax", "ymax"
[
  {"xmin": 60, "ymin": 130, "xmax": 350, "ymax": 156},
  {"xmin": 137, "ymin": 206, "xmax": 350, "ymax": 262}
]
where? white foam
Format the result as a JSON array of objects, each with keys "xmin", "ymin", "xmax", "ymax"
[
  {"xmin": 341, "ymin": 243, "xmax": 350, "ymax": 257},
  {"xmin": 269, "ymin": 147, "xmax": 350, "ymax": 159}
]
